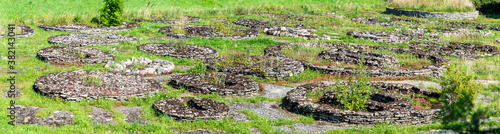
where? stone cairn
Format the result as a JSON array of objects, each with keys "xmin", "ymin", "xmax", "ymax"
[
  {"xmin": 347, "ymin": 31, "xmax": 440, "ymax": 44},
  {"xmin": 409, "ymin": 42, "xmax": 500, "ymax": 60},
  {"xmin": 137, "ymin": 43, "xmax": 218, "ymax": 59},
  {"xmin": 105, "ymin": 57, "xmax": 175, "ymax": 76},
  {"xmin": 37, "ymin": 46, "xmax": 115, "ymax": 64},
  {"xmin": 48, "ymin": 33, "xmax": 141, "ymax": 47},
  {"xmin": 158, "ymin": 25, "xmax": 259, "ymax": 40},
  {"xmin": 264, "ymin": 42, "xmax": 450, "ymax": 78},
  {"xmin": 169, "ymin": 73, "xmax": 260, "ymax": 96},
  {"xmin": 14, "ymin": 105, "xmax": 74, "ymax": 126},
  {"xmin": 131, "ymin": 15, "xmax": 201, "ymax": 24},
  {"xmin": 38, "ymin": 22, "xmax": 138, "ymax": 33},
  {"xmin": 233, "ymin": 19, "xmax": 329, "ymax": 40},
  {"xmin": 153, "ymin": 97, "xmax": 230, "ymax": 121},
  {"xmin": 282, "ymin": 81, "xmax": 440, "ymax": 125},
  {"xmin": 318, "ymin": 48, "xmax": 401, "ymax": 69},
  {"xmin": 204, "ymin": 55, "xmax": 305, "ymax": 79},
  {"xmin": 0, "ymin": 25, "xmax": 35, "ymax": 38},
  {"xmin": 34, "ymin": 70, "xmax": 162, "ymax": 101}
]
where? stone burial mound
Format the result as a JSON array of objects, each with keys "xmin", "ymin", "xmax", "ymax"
[
  {"xmin": 318, "ymin": 48, "xmax": 401, "ymax": 69},
  {"xmin": 105, "ymin": 57, "xmax": 175, "ymax": 76},
  {"xmin": 131, "ymin": 15, "xmax": 201, "ymax": 24},
  {"xmin": 282, "ymin": 81, "xmax": 440, "ymax": 125},
  {"xmin": 137, "ymin": 43, "xmax": 218, "ymax": 59},
  {"xmin": 204, "ymin": 55, "xmax": 304, "ymax": 79},
  {"xmin": 13, "ymin": 105, "xmax": 74, "ymax": 126},
  {"xmin": 158, "ymin": 25, "xmax": 259, "ymax": 40},
  {"xmin": 37, "ymin": 46, "xmax": 115, "ymax": 65},
  {"xmin": 169, "ymin": 72, "xmax": 260, "ymax": 96},
  {"xmin": 38, "ymin": 22, "xmax": 138, "ymax": 33},
  {"xmin": 152, "ymin": 97, "xmax": 230, "ymax": 121},
  {"xmin": 264, "ymin": 42, "xmax": 450, "ymax": 78},
  {"xmin": 347, "ymin": 31, "xmax": 439, "ymax": 44},
  {"xmin": 0, "ymin": 25, "xmax": 35, "ymax": 38},
  {"xmin": 409, "ymin": 42, "xmax": 500, "ymax": 60},
  {"xmin": 351, "ymin": 17, "xmax": 419, "ymax": 27},
  {"xmin": 48, "ymin": 33, "xmax": 141, "ymax": 47},
  {"xmin": 233, "ymin": 19, "xmax": 327, "ymax": 40},
  {"xmin": 34, "ymin": 70, "xmax": 162, "ymax": 101}
]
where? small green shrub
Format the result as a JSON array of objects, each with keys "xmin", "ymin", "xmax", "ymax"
[
  {"xmin": 471, "ymin": 0, "xmax": 500, "ymax": 14},
  {"xmin": 99, "ymin": 0, "xmax": 124, "ymax": 26}
]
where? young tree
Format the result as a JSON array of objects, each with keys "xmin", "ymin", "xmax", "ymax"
[{"xmin": 99, "ymin": 0, "xmax": 124, "ymax": 26}]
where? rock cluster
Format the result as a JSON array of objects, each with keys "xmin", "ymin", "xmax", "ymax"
[
  {"xmin": 0, "ymin": 25, "xmax": 35, "ymax": 38},
  {"xmin": 137, "ymin": 43, "xmax": 218, "ymax": 59},
  {"xmin": 169, "ymin": 73, "xmax": 260, "ymax": 96},
  {"xmin": 153, "ymin": 97, "xmax": 230, "ymax": 121},
  {"xmin": 116, "ymin": 107, "xmax": 149, "ymax": 124},
  {"xmin": 34, "ymin": 70, "xmax": 162, "ymax": 101},
  {"xmin": 282, "ymin": 81, "xmax": 440, "ymax": 125},
  {"xmin": 89, "ymin": 107, "xmax": 114, "ymax": 124},
  {"xmin": 38, "ymin": 22, "xmax": 138, "ymax": 33},
  {"xmin": 37, "ymin": 46, "xmax": 115, "ymax": 64},
  {"xmin": 14, "ymin": 105, "xmax": 74, "ymax": 126},
  {"xmin": 318, "ymin": 48, "xmax": 401, "ymax": 69},
  {"xmin": 347, "ymin": 31, "xmax": 439, "ymax": 44},
  {"xmin": 105, "ymin": 57, "xmax": 175, "ymax": 76},
  {"xmin": 159, "ymin": 25, "xmax": 259, "ymax": 40},
  {"xmin": 204, "ymin": 55, "xmax": 305, "ymax": 79},
  {"xmin": 386, "ymin": 7, "xmax": 478, "ymax": 20},
  {"xmin": 491, "ymin": 27, "xmax": 500, "ymax": 31},
  {"xmin": 48, "ymin": 33, "xmax": 141, "ymax": 46},
  {"xmin": 265, "ymin": 42, "xmax": 449, "ymax": 78},
  {"xmin": 233, "ymin": 19, "xmax": 272, "ymax": 29},
  {"xmin": 131, "ymin": 16, "xmax": 201, "ymax": 24},
  {"xmin": 351, "ymin": 17, "xmax": 419, "ymax": 27},
  {"xmin": 265, "ymin": 26, "xmax": 329, "ymax": 40},
  {"xmin": 409, "ymin": 42, "xmax": 500, "ymax": 60}
]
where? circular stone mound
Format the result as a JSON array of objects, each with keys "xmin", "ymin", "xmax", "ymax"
[
  {"xmin": 264, "ymin": 43, "xmax": 450, "ymax": 78},
  {"xmin": 347, "ymin": 31, "xmax": 439, "ymax": 44},
  {"xmin": 38, "ymin": 22, "xmax": 138, "ymax": 33},
  {"xmin": 34, "ymin": 70, "xmax": 162, "ymax": 101},
  {"xmin": 204, "ymin": 55, "xmax": 304, "ymax": 79},
  {"xmin": 153, "ymin": 97, "xmax": 230, "ymax": 121},
  {"xmin": 409, "ymin": 42, "xmax": 500, "ymax": 60},
  {"xmin": 159, "ymin": 25, "xmax": 258, "ymax": 40},
  {"xmin": 48, "ymin": 33, "xmax": 141, "ymax": 46},
  {"xmin": 169, "ymin": 73, "xmax": 259, "ymax": 96},
  {"xmin": 283, "ymin": 81, "xmax": 440, "ymax": 125},
  {"xmin": 386, "ymin": 7, "xmax": 478, "ymax": 20},
  {"xmin": 233, "ymin": 19, "xmax": 272, "ymax": 29},
  {"xmin": 319, "ymin": 48, "xmax": 400, "ymax": 69},
  {"xmin": 132, "ymin": 16, "xmax": 201, "ymax": 24},
  {"xmin": 137, "ymin": 43, "xmax": 218, "ymax": 59},
  {"xmin": 37, "ymin": 46, "xmax": 115, "ymax": 64},
  {"xmin": 105, "ymin": 57, "xmax": 175, "ymax": 76},
  {"xmin": 0, "ymin": 25, "xmax": 35, "ymax": 38}
]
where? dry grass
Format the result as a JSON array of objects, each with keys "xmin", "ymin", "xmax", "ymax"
[{"xmin": 388, "ymin": 0, "xmax": 476, "ymax": 12}]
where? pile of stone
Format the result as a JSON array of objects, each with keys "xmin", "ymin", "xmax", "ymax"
[
  {"xmin": 169, "ymin": 73, "xmax": 259, "ymax": 96},
  {"xmin": 34, "ymin": 70, "xmax": 162, "ymax": 101},
  {"xmin": 318, "ymin": 48, "xmax": 400, "ymax": 69},
  {"xmin": 37, "ymin": 46, "xmax": 115, "ymax": 64},
  {"xmin": 265, "ymin": 43, "xmax": 449, "ymax": 78},
  {"xmin": 48, "ymin": 33, "xmax": 141, "ymax": 46},
  {"xmin": 153, "ymin": 97, "xmax": 230, "ymax": 121},
  {"xmin": 105, "ymin": 57, "xmax": 175, "ymax": 76},
  {"xmin": 347, "ymin": 31, "xmax": 439, "ymax": 44},
  {"xmin": 38, "ymin": 22, "xmax": 138, "ymax": 33},
  {"xmin": 491, "ymin": 27, "xmax": 500, "ymax": 31},
  {"xmin": 351, "ymin": 17, "xmax": 419, "ymax": 27},
  {"xmin": 233, "ymin": 19, "xmax": 272, "ymax": 29},
  {"xmin": 409, "ymin": 42, "xmax": 500, "ymax": 60},
  {"xmin": 89, "ymin": 107, "xmax": 115, "ymax": 124},
  {"xmin": 159, "ymin": 25, "xmax": 259, "ymax": 40},
  {"xmin": 204, "ymin": 55, "xmax": 304, "ymax": 79},
  {"xmin": 282, "ymin": 81, "xmax": 440, "ymax": 125},
  {"xmin": 137, "ymin": 43, "xmax": 218, "ymax": 59},
  {"xmin": 254, "ymin": 12, "xmax": 305, "ymax": 21},
  {"xmin": 14, "ymin": 105, "xmax": 74, "ymax": 126},
  {"xmin": 265, "ymin": 26, "xmax": 329, "ymax": 40},
  {"xmin": 0, "ymin": 25, "xmax": 35, "ymax": 38},
  {"xmin": 131, "ymin": 15, "xmax": 201, "ymax": 24}
]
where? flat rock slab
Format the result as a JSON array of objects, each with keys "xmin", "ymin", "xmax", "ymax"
[
  {"xmin": 89, "ymin": 107, "xmax": 114, "ymax": 125},
  {"xmin": 38, "ymin": 22, "xmax": 138, "ymax": 33},
  {"xmin": 229, "ymin": 110, "xmax": 249, "ymax": 122},
  {"xmin": 14, "ymin": 105, "xmax": 74, "ymax": 126},
  {"xmin": 228, "ymin": 102, "xmax": 297, "ymax": 120},
  {"xmin": 37, "ymin": 46, "xmax": 115, "ymax": 65},
  {"xmin": 262, "ymin": 84, "xmax": 295, "ymax": 98},
  {"xmin": 169, "ymin": 73, "xmax": 260, "ymax": 96},
  {"xmin": 105, "ymin": 57, "xmax": 175, "ymax": 76},
  {"xmin": 116, "ymin": 106, "xmax": 148, "ymax": 124},
  {"xmin": 137, "ymin": 43, "xmax": 218, "ymax": 59},
  {"xmin": 48, "ymin": 33, "xmax": 141, "ymax": 47},
  {"xmin": 153, "ymin": 97, "xmax": 230, "ymax": 121}
]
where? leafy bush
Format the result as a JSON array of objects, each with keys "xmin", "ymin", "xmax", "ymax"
[
  {"xmin": 471, "ymin": 0, "xmax": 500, "ymax": 14},
  {"xmin": 332, "ymin": 73, "xmax": 373, "ymax": 111},
  {"xmin": 99, "ymin": 0, "xmax": 124, "ymax": 26}
]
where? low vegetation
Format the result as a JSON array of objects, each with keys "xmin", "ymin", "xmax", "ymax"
[{"xmin": 388, "ymin": 0, "xmax": 476, "ymax": 12}]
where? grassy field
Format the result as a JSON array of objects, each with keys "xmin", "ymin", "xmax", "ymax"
[{"xmin": 1, "ymin": 0, "xmax": 500, "ymax": 133}]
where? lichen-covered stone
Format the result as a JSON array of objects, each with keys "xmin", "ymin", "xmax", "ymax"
[
  {"xmin": 386, "ymin": 7, "xmax": 478, "ymax": 20},
  {"xmin": 318, "ymin": 48, "xmax": 400, "ymax": 69},
  {"xmin": 137, "ymin": 43, "xmax": 218, "ymax": 59},
  {"xmin": 105, "ymin": 57, "xmax": 174, "ymax": 76},
  {"xmin": 159, "ymin": 25, "xmax": 258, "ymax": 40},
  {"xmin": 347, "ymin": 31, "xmax": 439, "ymax": 44},
  {"xmin": 48, "ymin": 33, "xmax": 141, "ymax": 46},
  {"xmin": 37, "ymin": 46, "xmax": 115, "ymax": 64},
  {"xmin": 169, "ymin": 73, "xmax": 259, "ymax": 96},
  {"xmin": 14, "ymin": 105, "xmax": 74, "ymax": 126},
  {"xmin": 409, "ymin": 42, "xmax": 500, "ymax": 60},
  {"xmin": 153, "ymin": 97, "xmax": 230, "ymax": 121},
  {"xmin": 38, "ymin": 22, "xmax": 138, "ymax": 33}
]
